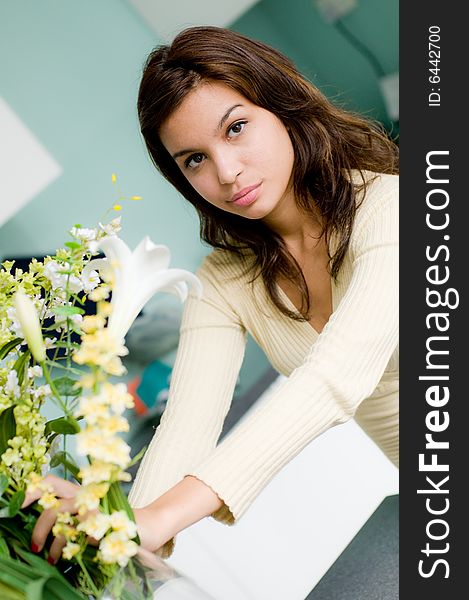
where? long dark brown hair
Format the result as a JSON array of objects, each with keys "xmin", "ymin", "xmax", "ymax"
[{"xmin": 138, "ymin": 26, "xmax": 398, "ymax": 320}]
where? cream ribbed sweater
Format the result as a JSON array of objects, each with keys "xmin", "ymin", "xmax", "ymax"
[{"xmin": 129, "ymin": 171, "xmax": 399, "ymax": 557}]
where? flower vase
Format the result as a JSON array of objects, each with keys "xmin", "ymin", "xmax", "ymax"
[{"xmin": 102, "ymin": 547, "xmax": 216, "ymax": 599}]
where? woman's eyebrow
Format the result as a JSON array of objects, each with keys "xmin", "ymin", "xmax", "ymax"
[
  {"xmin": 171, "ymin": 103, "xmax": 244, "ymax": 160},
  {"xmin": 217, "ymin": 103, "xmax": 243, "ymax": 131}
]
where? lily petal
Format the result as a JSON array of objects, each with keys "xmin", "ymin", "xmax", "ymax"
[
  {"xmin": 14, "ymin": 291, "xmax": 46, "ymax": 362},
  {"xmin": 84, "ymin": 235, "xmax": 203, "ymax": 343}
]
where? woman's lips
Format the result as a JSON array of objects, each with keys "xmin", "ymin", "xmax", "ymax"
[{"xmin": 231, "ymin": 183, "xmax": 262, "ymax": 206}]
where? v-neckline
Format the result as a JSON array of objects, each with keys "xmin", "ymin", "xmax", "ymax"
[{"xmin": 276, "ymin": 278, "xmax": 335, "ymax": 337}]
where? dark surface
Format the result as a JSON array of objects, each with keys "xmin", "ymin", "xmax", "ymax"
[{"xmin": 305, "ymin": 494, "xmax": 399, "ymax": 600}]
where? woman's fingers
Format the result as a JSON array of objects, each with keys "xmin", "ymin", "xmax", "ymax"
[
  {"xmin": 30, "ymin": 497, "xmax": 76, "ymax": 553},
  {"xmin": 43, "ymin": 474, "xmax": 80, "ymax": 496},
  {"xmin": 48, "ymin": 533, "xmax": 67, "ymax": 565},
  {"xmin": 22, "ymin": 473, "xmax": 80, "ymax": 508}
]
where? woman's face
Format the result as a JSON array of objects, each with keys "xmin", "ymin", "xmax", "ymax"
[{"xmin": 159, "ymin": 81, "xmax": 295, "ymax": 221}]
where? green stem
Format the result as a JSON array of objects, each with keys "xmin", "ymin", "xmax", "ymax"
[
  {"xmin": 127, "ymin": 558, "xmax": 147, "ymax": 600},
  {"xmin": 41, "ymin": 362, "xmax": 68, "ymax": 413},
  {"xmin": 76, "ymin": 554, "xmax": 101, "ymax": 599},
  {"xmin": 45, "ymin": 361, "xmax": 83, "ymax": 375}
]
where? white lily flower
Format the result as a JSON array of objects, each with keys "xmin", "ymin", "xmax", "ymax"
[
  {"xmin": 83, "ymin": 236, "xmax": 203, "ymax": 343},
  {"xmin": 13, "ymin": 291, "xmax": 46, "ymax": 362}
]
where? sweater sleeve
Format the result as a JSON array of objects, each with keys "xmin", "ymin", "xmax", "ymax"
[
  {"xmin": 189, "ymin": 187, "xmax": 399, "ymax": 526},
  {"xmin": 128, "ymin": 263, "xmax": 247, "ymax": 556}
]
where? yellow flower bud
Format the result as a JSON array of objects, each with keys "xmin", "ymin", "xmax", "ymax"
[{"xmin": 13, "ymin": 291, "xmax": 46, "ymax": 362}]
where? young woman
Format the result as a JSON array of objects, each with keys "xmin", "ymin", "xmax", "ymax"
[{"xmin": 26, "ymin": 26, "xmax": 399, "ymax": 562}]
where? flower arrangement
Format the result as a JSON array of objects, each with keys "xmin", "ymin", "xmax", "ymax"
[{"xmin": 0, "ymin": 182, "xmax": 202, "ymax": 599}]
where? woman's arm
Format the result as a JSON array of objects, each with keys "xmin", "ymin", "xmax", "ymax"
[
  {"xmin": 128, "ymin": 259, "xmax": 248, "ymax": 556},
  {"xmin": 135, "ymin": 476, "xmax": 223, "ymax": 553}
]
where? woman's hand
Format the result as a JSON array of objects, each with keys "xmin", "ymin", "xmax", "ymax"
[
  {"xmin": 21, "ymin": 474, "xmax": 168, "ymax": 562},
  {"xmin": 21, "ymin": 474, "xmax": 85, "ymax": 563},
  {"xmin": 134, "ymin": 475, "xmax": 225, "ymax": 554},
  {"xmin": 21, "ymin": 473, "xmax": 224, "ymax": 563}
]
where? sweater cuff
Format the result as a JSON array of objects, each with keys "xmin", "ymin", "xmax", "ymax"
[
  {"xmin": 210, "ymin": 502, "xmax": 235, "ymax": 525},
  {"xmin": 160, "ymin": 537, "xmax": 176, "ymax": 559}
]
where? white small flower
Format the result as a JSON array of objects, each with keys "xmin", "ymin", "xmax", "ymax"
[
  {"xmin": 76, "ymin": 428, "xmax": 131, "ymax": 468},
  {"xmin": 44, "ymin": 261, "xmax": 83, "ymax": 293},
  {"xmin": 31, "ymin": 384, "xmax": 52, "ymax": 400},
  {"xmin": 77, "ymin": 512, "xmax": 111, "ymax": 541},
  {"xmin": 6, "ymin": 306, "xmax": 23, "ymax": 338},
  {"xmin": 98, "ymin": 217, "xmax": 121, "ymax": 236},
  {"xmin": 70, "ymin": 226, "xmax": 98, "ymax": 241},
  {"xmin": 76, "ymin": 395, "xmax": 110, "ymax": 424},
  {"xmin": 55, "ymin": 311, "xmax": 83, "ymax": 331},
  {"xmin": 27, "ymin": 365, "xmax": 43, "ymax": 378},
  {"xmin": 109, "ymin": 511, "xmax": 138, "ymax": 539},
  {"xmin": 41, "ymin": 453, "xmax": 51, "ymax": 476},
  {"xmin": 43, "ymin": 337, "xmax": 56, "ymax": 349},
  {"xmin": 5, "ymin": 371, "xmax": 21, "ymax": 398},
  {"xmin": 78, "ymin": 461, "xmax": 114, "ymax": 485},
  {"xmin": 75, "ymin": 483, "xmax": 109, "ymax": 514},
  {"xmin": 81, "ymin": 269, "xmax": 100, "ymax": 293},
  {"xmin": 98, "ymin": 531, "xmax": 138, "ymax": 567},
  {"xmin": 62, "ymin": 542, "xmax": 81, "ymax": 560}
]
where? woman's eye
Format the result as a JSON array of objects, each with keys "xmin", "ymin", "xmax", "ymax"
[
  {"xmin": 185, "ymin": 153, "xmax": 205, "ymax": 169},
  {"xmin": 227, "ymin": 121, "xmax": 246, "ymax": 138}
]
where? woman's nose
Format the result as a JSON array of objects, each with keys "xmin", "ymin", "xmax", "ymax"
[{"xmin": 214, "ymin": 151, "xmax": 242, "ymax": 185}]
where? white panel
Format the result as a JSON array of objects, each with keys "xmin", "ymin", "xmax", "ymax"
[
  {"xmin": 166, "ymin": 375, "xmax": 399, "ymax": 600},
  {"xmin": 128, "ymin": 0, "xmax": 260, "ymax": 41},
  {"xmin": 314, "ymin": 0, "xmax": 357, "ymax": 23},
  {"xmin": 379, "ymin": 71, "xmax": 399, "ymax": 121},
  {"xmin": 0, "ymin": 97, "xmax": 62, "ymax": 227}
]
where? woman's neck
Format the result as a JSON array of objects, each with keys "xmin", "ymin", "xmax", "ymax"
[{"xmin": 262, "ymin": 193, "xmax": 324, "ymax": 252}]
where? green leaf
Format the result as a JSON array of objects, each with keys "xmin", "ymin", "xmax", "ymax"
[
  {"xmin": 51, "ymin": 376, "xmax": 80, "ymax": 397},
  {"xmin": 0, "ymin": 580, "xmax": 24, "ymax": 600},
  {"xmin": 0, "ymin": 556, "xmax": 31, "ymax": 587},
  {"xmin": 7, "ymin": 490, "xmax": 25, "ymax": 518},
  {"xmin": 0, "ymin": 518, "xmax": 33, "ymax": 547},
  {"xmin": 51, "ymin": 305, "xmax": 84, "ymax": 317},
  {"xmin": 0, "ymin": 407, "xmax": 16, "ymax": 456},
  {"xmin": 0, "ymin": 474, "xmax": 9, "ymax": 498},
  {"xmin": 13, "ymin": 351, "xmax": 30, "ymax": 385},
  {"xmin": 52, "ymin": 341, "xmax": 81, "ymax": 350},
  {"xmin": 49, "ymin": 451, "xmax": 80, "ymax": 478},
  {"xmin": 0, "ymin": 338, "xmax": 23, "ymax": 361},
  {"xmin": 64, "ymin": 242, "xmax": 82, "ymax": 250},
  {"xmin": 106, "ymin": 482, "xmax": 140, "ymax": 545},
  {"xmin": 43, "ymin": 578, "xmax": 87, "ymax": 600},
  {"xmin": 13, "ymin": 548, "xmax": 87, "ymax": 599},
  {"xmin": 25, "ymin": 577, "xmax": 47, "ymax": 600},
  {"xmin": 0, "ymin": 533, "xmax": 10, "ymax": 558},
  {"xmin": 128, "ymin": 445, "xmax": 147, "ymax": 468},
  {"xmin": 45, "ymin": 416, "xmax": 81, "ymax": 436}
]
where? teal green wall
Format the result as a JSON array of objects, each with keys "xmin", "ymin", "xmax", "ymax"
[
  {"xmin": 233, "ymin": 0, "xmax": 398, "ymax": 131},
  {"xmin": 0, "ymin": 0, "xmax": 206, "ymax": 271}
]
